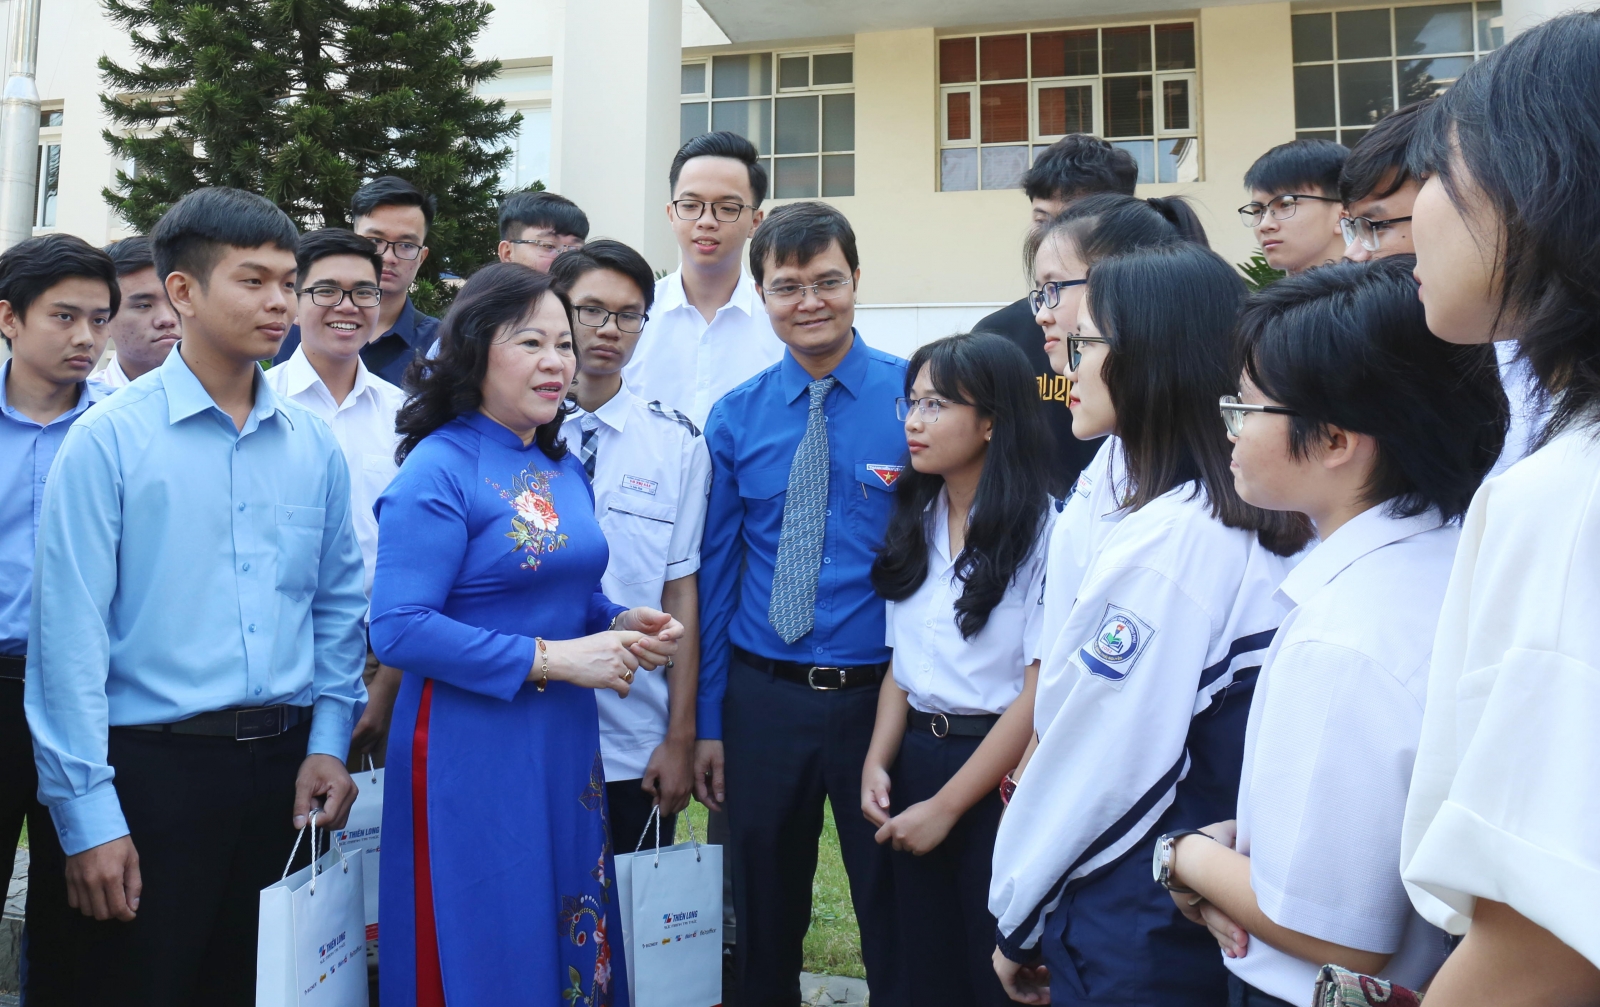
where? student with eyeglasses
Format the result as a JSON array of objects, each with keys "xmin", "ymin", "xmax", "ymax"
[
  {"xmin": 1162, "ymin": 257, "xmax": 1507, "ymax": 1007},
  {"xmin": 271, "ymin": 175, "xmax": 441, "ymax": 387},
  {"xmin": 1397, "ymin": 14, "xmax": 1600, "ymax": 1004},
  {"xmin": 496, "ymin": 189, "xmax": 590, "ymax": 272},
  {"xmin": 698, "ymin": 200, "xmax": 908, "ymax": 1006},
  {"xmin": 1239, "ymin": 139, "xmax": 1349, "ymax": 275},
  {"xmin": 860, "ymin": 332, "xmax": 1055, "ymax": 1007},
  {"xmin": 549, "ymin": 239, "xmax": 713, "ymax": 861},
  {"xmin": 622, "ymin": 131, "xmax": 785, "ymax": 429},
  {"xmin": 262, "ymin": 228, "xmax": 408, "ymax": 771},
  {"xmin": 990, "ymin": 242, "xmax": 1312, "ymax": 1007}
]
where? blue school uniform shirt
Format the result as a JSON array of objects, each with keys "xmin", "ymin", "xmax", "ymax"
[
  {"xmin": 696, "ymin": 331, "xmax": 908, "ymax": 739},
  {"xmin": 25, "ymin": 347, "xmax": 369, "ymax": 855},
  {"xmin": 0, "ymin": 361, "xmax": 108, "ymax": 655}
]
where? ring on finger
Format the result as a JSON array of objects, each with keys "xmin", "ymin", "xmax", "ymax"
[{"xmin": 623, "ymin": 670, "xmax": 635, "ymax": 684}]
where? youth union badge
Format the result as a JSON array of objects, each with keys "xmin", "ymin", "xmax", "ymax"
[{"xmin": 1078, "ymin": 604, "xmax": 1156, "ymax": 685}]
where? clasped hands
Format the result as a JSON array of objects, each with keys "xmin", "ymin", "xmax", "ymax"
[
  {"xmin": 1168, "ymin": 818, "xmax": 1252, "ymax": 959},
  {"xmin": 532, "ymin": 606, "xmax": 683, "ymax": 697}
]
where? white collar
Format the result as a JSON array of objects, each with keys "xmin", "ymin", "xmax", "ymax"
[
  {"xmin": 572, "ymin": 382, "xmax": 640, "ymax": 434},
  {"xmin": 1278, "ymin": 505, "xmax": 1446, "ymax": 609},
  {"xmin": 282, "ymin": 345, "xmax": 373, "ymax": 406},
  {"xmin": 658, "ymin": 267, "xmax": 763, "ymax": 319}
]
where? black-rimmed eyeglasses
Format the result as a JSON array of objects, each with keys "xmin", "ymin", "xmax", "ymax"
[
  {"xmin": 672, "ymin": 199, "xmax": 758, "ymax": 222},
  {"xmin": 1219, "ymin": 395, "xmax": 1299, "ymax": 437},
  {"xmin": 1029, "ymin": 278, "xmax": 1087, "ymax": 312},
  {"xmin": 368, "ymin": 239, "xmax": 424, "ymax": 260},
  {"xmin": 298, "ymin": 284, "xmax": 382, "ymax": 308},
  {"xmin": 507, "ymin": 237, "xmax": 585, "ymax": 256},
  {"xmin": 1068, "ymin": 335, "xmax": 1110, "ymax": 372},
  {"xmin": 574, "ymin": 305, "xmax": 649, "ymax": 334},
  {"xmin": 1237, "ymin": 194, "xmax": 1341, "ymax": 227},
  {"xmin": 1340, "ymin": 214, "xmax": 1413, "ymax": 252}
]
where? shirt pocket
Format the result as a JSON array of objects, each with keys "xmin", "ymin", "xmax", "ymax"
[
  {"xmin": 850, "ymin": 460, "xmax": 900, "ymax": 523},
  {"xmin": 601, "ymin": 498, "xmax": 678, "ymax": 587},
  {"xmin": 737, "ymin": 466, "xmax": 790, "ymax": 504},
  {"xmin": 275, "ymin": 504, "xmax": 326, "ymax": 599}
]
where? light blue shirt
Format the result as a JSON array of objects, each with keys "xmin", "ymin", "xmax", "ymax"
[
  {"xmin": 25, "ymin": 347, "xmax": 369, "ymax": 855},
  {"xmin": 0, "ymin": 360, "xmax": 109, "ymax": 655}
]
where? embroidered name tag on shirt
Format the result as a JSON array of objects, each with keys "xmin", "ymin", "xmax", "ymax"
[
  {"xmin": 1078, "ymin": 604, "xmax": 1156, "ymax": 686},
  {"xmin": 867, "ymin": 464, "xmax": 904, "ymax": 488},
  {"xmin": 622, "ymin": 474, "xmax": 659, "ymax": 496}
]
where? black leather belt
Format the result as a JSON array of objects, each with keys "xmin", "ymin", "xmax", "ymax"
[
  {"xmin": 732, "ymin": 646, "xmax": 887, "ymax": 691},
  {"xmin": 121, "ymin": 704, "xmax": 311, "ymax": 741},
  {"xmin": 908, "ymin": 708, "xmax": 1001, "ymax": 738},
  {"xmin": 0, "ymin": 654, "xmax": 24, "ymax": 681}
]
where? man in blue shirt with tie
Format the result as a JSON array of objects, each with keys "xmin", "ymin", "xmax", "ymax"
[
  {"xmin": 0, "ymin": 233, "xmax": 118, "ymax": 1003},
  {"xmin": 696, "ymin": 202, "xmax": 908, "ymax": 1006},
  {"xmin": 26, "ymin": 187, "xmax": 369, "ymax": 1005}
]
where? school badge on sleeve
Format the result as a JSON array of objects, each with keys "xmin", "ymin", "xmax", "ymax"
[{"xmin": 1078, "ymin": 604, "xmax": 1156, "ymax": 686}]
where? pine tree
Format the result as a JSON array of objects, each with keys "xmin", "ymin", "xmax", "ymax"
[{"xmin": 99, "ymin": 0, "xmax": 521, "ymax": 312}]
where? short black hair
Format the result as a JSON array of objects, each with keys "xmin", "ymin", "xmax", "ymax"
[
  {"xmin": 0, "ymin": 234, "xmax": 120, "ymax": 331},
  {"xmin": 669, "ymin": 131, "xmax": 768, "ymax": 207},
  {"xmin": 1239, "ymin": 257, "xmax": 1508, "ymax": 522},
  {"xmin": 295, "ymin": 228, "xmax": 382, "ymax": 284},
  {"xmin": 547, "ymin": 238, "xmax": 656, "ymax": 312},
  {"xmin": 1023, "ymin": 134, "xmax": 1139, "ymax": 203},
  {"xmin": 151, "ymin": 187, "xmax": 299, "ymax": 284},
  {"xmin": 499, "ymin": 190, "xmax": 589, "ymax": 241},
  {"xmin": 351, "ymin": 175, "xmax": 435, "ymax": 234},
  {"xmin": 104, "ymin": 236, "xmax": 155, "ymax": 278},
  {"xmin": 1028, "ymin": 193, "xmax": 1208, "ymax": 275},
  {"xmin": 1244, "ymin": 138, "xmax": 1348, "ymax": 198},
  {"xmin": 748, "ymin": 201, "xmax": 858, "ymax": 287},
  {"xmin": 1340, "ymin": 100, "xmax": 1432, "ymax": 206}
]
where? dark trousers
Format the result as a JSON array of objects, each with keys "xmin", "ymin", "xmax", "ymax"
[
  {"xmin": 1228, "ymin": 974, "xmax": 1300, "ymax": 1007},
  {"xmin": 0, "ymin": 678, "xmax": 76, "ymax": 1005},
  {"xmin": 64, "ymin": 721, "xmax": 310, "ymax": 1006},
  {"xmin": 606, "ymin": 778, "xmax": 678, "ymax": 856},
  {"xmin": 723, "ymin": 656, "xmax": 901, "ymax": 1007},
  {"xmin": 889, "ymin": 728, "xmax": 1007, "ymax": 1007}
]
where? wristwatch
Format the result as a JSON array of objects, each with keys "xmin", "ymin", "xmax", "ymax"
[{"xmin": 1152, "ymin": 830, "xmax": 1209, "ymax": 893}]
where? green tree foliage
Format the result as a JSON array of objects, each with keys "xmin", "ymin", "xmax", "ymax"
[
  {"xmin": 98, "ymin": 0, "xmax": 521, "ymax": 312},
  {"xmin": 1237, "ymin": 251, "xmax": 1286, "ymax": 292}
]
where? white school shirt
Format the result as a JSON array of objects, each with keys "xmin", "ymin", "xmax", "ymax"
[
  {"xmin": 885, "ymin": 489, "xmax": 1052, "ymax": 716},
  {"xmin": 1228, "ymin": 506, "xmax": 1455, "ymax": 1005},
  {"xmin": 1034, "ymin": 437, "xmax": 1127, "ymax": 664},
  {"xmin": 93, "ymin": 356, "xmax": 134, "ymax": 391},
  {"xmin": 621, "ymin": 269, "xmax": 786, "ymax": 429},
  {"xmin": 567, "ymin": 386, "xmax": 712, "ymax": 781},
  {"xmin": 991, "ymin": 484, "xmax": 1297, "ymax": 952},
  {"xmin": 1401, "ymin": 426, "xmax": 1600, "ymax": 967},
  {"xmin": 1489, "ymin": 341, "xmax": 1546, "ymax": 477},
  {"xmin": 261, "ymin": 348, "xmax": 404, "ymax": 602}
]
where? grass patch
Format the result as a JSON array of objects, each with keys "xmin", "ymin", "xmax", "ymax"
[{"xmin": 680, "ymin": 800, "xmax": 865, "ymax": 979}]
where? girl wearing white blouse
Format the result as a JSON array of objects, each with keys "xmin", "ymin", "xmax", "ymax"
[
  {"xmin": 1161, "ymin": 256, "xmax": 1508, "ymax": 1007},
  {"xmin": 860, "ymin": 331, "xmax": 1056, "ymax": 1007},
  {"xmin": 1393, "ymin": 12, "xmax": 1600, "ymax": 1005}
]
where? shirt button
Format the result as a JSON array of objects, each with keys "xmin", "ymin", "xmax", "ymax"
[
  {"xmin": 255, "ymin": 686, "xmax": 263, "ymax": 696},
  {"xmin": 823, "ymin": 557, "xmax": 832, "ymax": 564},
  {"xmin": 238, "ymin": 503, "xmax": 246, "ymax": 512},
  {"xmin": 825, "ymin": 509, "xmax": 832, "ymax": 517},
  {"xmin": 248, "ymin": 624, "xmax": 256, "ymax": 633},
  {"xmin": 242, "ymin": 562, "xmax": 251, "ymax": 572}
]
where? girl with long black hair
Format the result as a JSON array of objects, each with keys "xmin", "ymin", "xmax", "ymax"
[
  {"xmin": 860, "ymin": 331, "xmax": 1055, "ymax": 1007},
  {"xmin": 990, "ymin": 242, "xmax": 1312, "ymax": 1007}
]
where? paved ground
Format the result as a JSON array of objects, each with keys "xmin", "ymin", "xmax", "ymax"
[{"xmin": 801, "ymin": 972, "xmax": 870, "ymax": 1005}]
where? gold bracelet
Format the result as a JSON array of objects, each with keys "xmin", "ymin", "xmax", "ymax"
[{"xmin": 534, "ymin": 637, "xmax": 550, "ymax": 692}]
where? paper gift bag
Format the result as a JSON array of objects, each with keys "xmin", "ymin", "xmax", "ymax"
[
  {"xmin": 614, "ymin": 809, "xmax": 722, "ymax": 1007},
  {"xmin": 333, "ymin": 759, "xmax": 383, "ymax": 964},
  {"xmin": 257, "ymin": 815, "xmax": 370, "ymax": 1007}
]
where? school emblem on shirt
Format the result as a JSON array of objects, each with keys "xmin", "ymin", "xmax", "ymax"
[
  {"xmin": 867, "ymin": 464, "xmax": 904, "ymax": 488},
  {"xmin": 1078, "ymin": 604, "xmax": 1156, "ymax": 685}
]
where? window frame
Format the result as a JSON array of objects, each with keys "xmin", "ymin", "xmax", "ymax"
[
  {"xmin": 476, "ymin": 63, "xmax": 554, "ymax": 192},
  {"xmin": 34, "ymin": 104, "xmax": 63, "ymax": 231}
]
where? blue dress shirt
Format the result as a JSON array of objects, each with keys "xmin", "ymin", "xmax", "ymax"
[
  {"xmin": 272, "ymin": 296, "xmax": 439, "ymax": 387},
  {"xmin": 0, "ymin": 362, "xmax": 108, "ymax": 656},
  {"xmin": 697, "ymin": 331, "xmax": 908, "ymax": 739},
  {"xmin": 25, "ymin": 347, "xmax": 369, "ymax": 855}
]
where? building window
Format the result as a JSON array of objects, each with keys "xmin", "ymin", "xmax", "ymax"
[
  {"xmin": 1292, "ymin": 2, "xmax": 1502, "ymax": 147},
  {"xmin": 937, "ymin": 23, "xmax": 1198, "ymax": 192},
  {"xmin": 479, "ymin": 65, "xmax": 553, "ymax": 190},
  {"xmin": 36, "ymin": 108, "xmax": 62, "ymax": 229},
  {"xmin": 681, "ymin": 49, "xmax": 855, "ymax": 198}
]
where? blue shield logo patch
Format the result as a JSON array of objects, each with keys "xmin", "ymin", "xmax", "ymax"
[{"xmin": 1078, "ymin": 604, "xmax": 1156, "ymax": 684}]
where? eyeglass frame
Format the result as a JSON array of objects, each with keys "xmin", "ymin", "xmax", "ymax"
[
  {"xmin": 895, "ymin": 395, "xmax": 971, "ymax": 423},
  {"xmin": 1068, "ymin": 334, "xmax": 1110, "ymax": 372},
  {"xmin": 671, "ymin": 199, "xmax": 759, "ymax": 222},
  {"xmin": 297, "ymin": 283, "xmax": 384, "ymax": 308},
  {"xmin": 367, "ymin": 238, "xmax": 425, "ymax": 260},
  {"xmin": 573, "ymin": 304, "xmax": 650, "ymax": 334},
  {"xmin": 1218, "ymin": 395, "xmax": 1299, "ymax": 437},
  {"xmin": 1029, "ymin": 278, "xmax": 1087, "ymax": 312},
  {"xmin": 1339, "ymin": 214, "xmax": 1413, "ymax": 252},
  {"xmin": 1237, "ymin": 193, "xmax": 1342, "ymax": 227},
  {"xmin": 506, "ymin": 236, "xmax": 586, "ymax": 256},
  {"xmin": 762, "ymin": 276, "xmax": 855, "ymax": 305}
]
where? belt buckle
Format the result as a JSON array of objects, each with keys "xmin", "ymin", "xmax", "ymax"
[
  {"xmin": 234, "ymin": 706, "xmax": 284, "ymax": 741},
  {"xmin": 807, "ymin": 666, "xmax": 843, "ymax": 691},
  {"xmin": 930, "ymin": 713, "xmax": 950, "ymax": 738}
]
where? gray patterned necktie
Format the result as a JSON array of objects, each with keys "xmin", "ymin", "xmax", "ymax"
[
  {"xmin": 579, "ymin": 420, "xmax": 599, "ymax": 478},
  {"xmin": 768, "ymin": 376, "xmax": 836, "ymax": 644}
]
